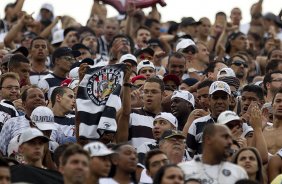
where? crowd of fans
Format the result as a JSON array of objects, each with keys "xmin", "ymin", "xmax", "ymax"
[{"xmin": 0, "ymin": 0, "xmax": 282, "ymax": 183}]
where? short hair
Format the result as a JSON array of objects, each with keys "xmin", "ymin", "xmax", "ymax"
[
  {"xmin": 167, "ymin": 52, "xmax": 185, "ymax": 66},
  {"xmin": 135, "ymin": 26, "xmax": 150, "ymax": 37},
  {"xmin": 0, "ymin": 157, "xmax": 9, "ymax": 168},
  {"xmin": 144, "ymin": 149, "xmax": 166, "ymax": 170},
  {"xmin": 202, "ymin": 124, "xmax": 217, "ymax": 145},
  {"xmin": 109, "ymin": 34, "xmax": 134, "ymax": 54},
  {"xmin": 197, "ymin": 80, "xmax": 213, "ymax": 90},
  {"xmin": 8, "ymin": 54, "xmax": 29, "ymax": 70},
  {"xmin": 51, "ymin": 86, "xmax": 70, "ymax": 106},
  {"xmin": 30, "ymin": 37, "xmax": 47, "ymax": 49},
  {"xmin": 235, "ymin": 179, "xmax": 259, "ymax": 184},
  {"xmin": 61, "ymin": 144, "xmax": 90, "ymax": 166},
  {"xmin": 204, "ymin": 61, "xmax": 226, "ymax": 75},
  {"xmin": 265, "ymin": 59, "xmax": 282, "ymax": 74},
  {"xmin": 21, "ymin": 85, "xmax": 41, "ymax": 102},
  {"xmin": 0, "ymin": 72, "xmax": 19, "ymax": 87},
  {"xmin": 145, "ymin": 77, "xmax": 165, "ymax": 92},
  {"xmin": 215, "ymin": 12, "xmax": 227, "ymax": 19},
  {"xmin": 267, "ymin": 48, "xmax": 282, "ymax": 60},
  {"xmin": 272, "ymin": 88, "xmax": 282, "ymax": 104},
  {"xmin": 145, "ymin": 18, "xmax": 160, "ymax": 28},
  {"xmin": 242, "ymin": 84, "xmax": 264, "ymax": 100},
  {"xmin": 153, "ymin": 164, "xmax": 183, "ymax": 184},
  {"xmin": 53, "ymin": 143, "xmax": 72, "ymax": 167},
  {"xmin": 263, "ymin": 71, "xmax": 282, "ymax": 92}
]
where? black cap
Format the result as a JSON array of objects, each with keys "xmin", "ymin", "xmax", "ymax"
[
  {"xmin": 70, "ymin": 58, "xmax": 94, "ymax": 70},
  {"xmin": 225, "ymin": 31, "xmax": 245, "ymax": 53},
  {"xmin": 159, "ymin": 130, "xmax": 185, "ymax": 142},
  {"xmin": 181, "ymin": 78, "xmax": 198, "ymax": 87},
  {"xmin": 52, "ymin": 47, "xmax": 81, "ymax": 64},
  {"xmin": 134, "ymin": 47, "xmax": 155, "ymax": 57},
  {"xmin": 263, "ymin": 12, "xmax": 282, "ymax": 27},
  {"xmin": 71, "ymin": 43, "xmax": 90, "ymax": 52},
  {"xmin": 12, "ymin": 46, "xmax": 29, "ymax": 57},
  {"xmin": 180, "ymin": 17, "xmax": 201, "ymax": 27},
  {"xmin": 148, "ymin": 38, "xmax": 163, "ymax": 50}
]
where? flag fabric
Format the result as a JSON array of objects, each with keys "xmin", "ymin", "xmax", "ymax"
[{"xmin": 76, "ymin": 64, "xmax": 125, "ymax": 139}]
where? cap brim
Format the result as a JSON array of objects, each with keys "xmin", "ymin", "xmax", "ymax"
[
  {"xmin": 210, "ymin": 89, "xmax": 230, "ymax": 95},
  {"xmin": 12, "ymin": 47, "xmax": 29, "ymax": 57},
  {"xmin": 71, "ymin": 50, "xmax": 81, "ymax": 58},
  {"xmin": 90, "ymin": 150, "xmax": 115, "ymax": 157},
  {"xmin": 35, "ymin": 122, "xmax": 57, "ymax": 131},
  {"xmin": 165, "ymin": 134, "xmax": 185, "ymax": 140},
  {"xmin": 22, "ymin": 135, "xmax": 50, "ymax": 145}
]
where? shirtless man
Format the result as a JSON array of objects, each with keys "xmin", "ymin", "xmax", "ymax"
[{"xmin": 263, "ymin": 89, "xmax": 282, "ymax": 154}]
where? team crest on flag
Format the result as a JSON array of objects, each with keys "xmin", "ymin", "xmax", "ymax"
[{"xmin": 86, "ymin": 67, "xmax": 123, "ymax": 105}]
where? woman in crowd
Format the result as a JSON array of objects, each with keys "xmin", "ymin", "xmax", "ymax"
[
  {"xmin": 232, "ymin": 147, "xmax": 264, "ymax": 184},
  {"xmin": 153, "ymin": 164, "xmax": 184, "ymax": 184}
]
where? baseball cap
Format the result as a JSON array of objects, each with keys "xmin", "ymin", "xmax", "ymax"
[
  {"xmin": 12, "ymin": 46, "xmax": 29, "ymax": 57},
  {"xmin": 176, "ymin": 39, "xmax": 196, "ymax": 52},
  {"xmin": 119, "ymin": 54, "xmax": 137, "ymax": 66},
  {"xmin": 217, "ymin": 68, "xmax": 236, "ymax": 79},
  {"xmin": 181, "ymin": 78, "xmax": 198, "ymax": 87},
  {"xmin": 209, "ymin": 81, "xmax": 231, "ymax": 95},
  {"xmin": 148, "ymin": 38, "xmax": 163, "ymax": 49},
  {"xmin": 159, "ymin": 130, "xmax": 185, "ymax": 141},
  {"xmin": 263, "ymin": 12, "xmax": 282, "ymax": 27},
  {"xmin": 131, "ymin": 75, "xmax": 146, "ymax": 83},
  {"xmin": 137, "ymin": 60, "xmax": 155, "ymax": 74},
  {"xmin": 72, "ymin": 43, "xmax": 90, "ymax": 52},
  {"xmin": 218, "ymin": 76, "xmax": 240, "ymax": 91},
  {"xmin": 40, "ymin": 3, "xmax": 54, "ymax": 13},
  {"xmin": 163, "ymin": 74, "xmax": 181, "ymax": 86},
  {"xmin": 134, "ymin": 47, "xmax": 155, "ymax": 57},
  {"xmin": 19, "ymin": 128, "xmax": 50, "ymax": 146},
  {"xmin": 51, "ymin": 29, "xmax": 64, "ymax": 45},
  {"xmin": 30, "ymin": 106, "xmax": 57, "ymax": 131},
  {"xmin": 154, "ymin": 112, "xmax": 178, "ymax": 128},
  {"xmin": 52, "ymin": 47, "xmax": 81, "ymax": 64},
  {"xmin": 171, "ymin": 90, "xmax": 195, "ymax": 108},
  {"xmin": 180, "ymin": 17, "xmax": 201, "ymax": 27},
  {"xmin": 217, "ymin": 111, "xmax": 240, "ymax": 125},
  {"xmin": 83, "ymin": 141, "xmax": 114, "ymax": 157}
]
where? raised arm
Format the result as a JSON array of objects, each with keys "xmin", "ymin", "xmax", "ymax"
[{"xmin": 40, "ymin": 16, "xmax": 61, "ymax": 39}]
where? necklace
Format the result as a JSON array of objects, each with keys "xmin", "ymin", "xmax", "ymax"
[{"xmin": 199, "ymin": 158, "xmax": 224, "ymax": 184}]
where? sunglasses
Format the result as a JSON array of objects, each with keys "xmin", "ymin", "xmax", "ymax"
[
  {"xmin": 232, "ymin": 60, "xmax": 248, "ymax": 68},
  {"xmin": 182, "ymin": 47, "xmax": 197, "ymax": 54}
]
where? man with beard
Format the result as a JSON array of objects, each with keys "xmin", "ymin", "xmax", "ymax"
[
  {"xmin": 186, "ymin": 81, "xmax": 231, "ymax": 156},
  {"xmin": 228, "ymin": 54, "xmax": 249, "ymax": 87},
  {"xmin": 263, "ymin": 71, "xmax": 282, "ymax": 103},
  {"xmin": 263, "ymin": 89, "xmax": 282, "ymax": 154},
  {"xmin": 179, "ymin": 124, "xmax": 248, "ymax": 183},
  {"xmin": 171, "ymin": 90, "xmax": 195, "ymax": 130}
]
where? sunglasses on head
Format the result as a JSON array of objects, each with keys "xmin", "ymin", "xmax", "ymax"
[
  {"xmin": 232, "ymin": 60, "xmax": 248, "ymax": 68},
  {"xmin": 182, "ymin": 47, "xmax": 197, "ymax": 54}
]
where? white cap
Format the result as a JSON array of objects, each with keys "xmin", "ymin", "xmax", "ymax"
[
  {"xmin": 209, "ymin": 81, "xmax": 231, "ymax": 95},
  {"xmin": 68, "ymin": 79, "xmax": 79, "ymax": 90},
  {"xmin": 242, "ymin": 123, "xmax": 254, "ymax": 137},
  {"xmin": 154, "ymin": 112, "xmax": 178, "ymax": 128},
  {"xmin": 176, "ymin": 39, "xmax": 196, "ymax": 52},
  {"xmin": 69, "ymin": 67, "xmax": 79, "ymax": 79},
  {"xmin": 137, "ymin": 60, "xmax": 155, "ymax": 74},
  {"xmin": 40, "ymin": 3, "xmax": 54, "ymax": 13},
  {"xmin": 171, "ymin": 90, "xmax": 195, "ymax": 108},
  {"xmin": 19, "ymin": 128, "xmax": 50, "ymax": 146},
  {"xmin": 217, "ymin": 111, "xmax": 240, "ymax": 125},
  {"xmin": 119, "ymin": 54, "xmax": 137, "ymax": 65},
  {"xmin": 31, "ymin": 106, "xmax": 57, "ymax": 131},
  {"xmin": 217, "ymin": 68, "xmax": 236, "ymax": 80},
  {"xmin": 51, "ymin": 29, "xmax": 64, "ymax": 44},
  {"xmin": 84, "ymin": 141, "xmax": 114, "ymax": 157}
]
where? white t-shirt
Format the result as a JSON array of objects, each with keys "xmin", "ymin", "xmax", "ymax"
[
  {"xmin": 99, "ymin": 178, "xmax": 134, "ymax": 184},
  {"xmin": 178, "ymin": 158, "xmax": 248, "ymax": 184}
]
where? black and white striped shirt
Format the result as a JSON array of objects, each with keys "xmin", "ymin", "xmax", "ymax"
[
  {"xmin": 186, "ymin": 114, "xmax": 215, "ymax": 155},
  {"xmin": 129, "ymin": 108, "xmax": 156, "ymax": 148},
  {"xmin": 29, "ymin": 71, "xmax": 50, "ymax": 85},
  {"xmin": 38, "ymin": 73, "xmax": 66, "ymax": 99}
]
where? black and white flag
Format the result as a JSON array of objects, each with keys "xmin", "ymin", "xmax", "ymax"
[{"xmin": 76, "ymin": 64, "xmax": 125, "ymax": 139}]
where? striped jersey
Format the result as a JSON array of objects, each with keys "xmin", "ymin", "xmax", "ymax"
[
  {"xmin": 129, "ymin": 108, "xmax": 156, "ymax": 149},
  {"xmin": 186, "ymin": 114, "xmax": 215, "ymax": 155},
  {"xmin": 29, "ymin": 70, "xmax": 50, "ymax": 85},
  {"xmin": 38, "ymin": 73, "xmax": 66, "ymax": 99}
]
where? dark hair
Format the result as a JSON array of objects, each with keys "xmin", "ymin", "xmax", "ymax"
[
  {"xmin": 272, "ymin": 88, "xmax": 282, "ymax": 105},
  {"xmin": 168, "ymin": 52, "xmax": 186, "ymax": 66},
  {"xmin": 232, "ymin": 139, "xmax": 241, "ymax": 149},
  {"xmin": 267, "ymin": 48, "xmax": 282, "ymax": 60},
  {"xmin": 153, "ymin": 164, "xmax": 183, "ymax": 184},
  {"xmin": 135, "ymin": 25, "xmax": 150, "ymax": 37},
  {"xmin": 63, "ymin": 27, "xmax": 77, "ymax": 37},
  {"xmin": 0, "ymin": 72, "xmax": 19, "ymax": 87},
  {"xmin": 8, "ymin": 54, "xmax": 29, "ymax": 70},
  {"xmin": 0, "ymin": 157, "xmax": 9, "ymax": 168},
  {"xmin": 185, "ymin": 178, "xmax": 201, "ymax": 184},
  {"xmin": 145, "ymin": 18, "xmax": 160, "ymax": 28},
  {"xmin": 53, "ymin": 143, "xmax": 72, "ymax": 167},
  {"xmin": 227, "ymin": 54, "xmax": 247, "ymax": 66},
  {"xmin": 215, "ymin": 11, "xmax": 227, "ymax": 19},
  {"xmin": 109, "ymin": 34, "xmax": 134, "ymax": 54},
  {"xmin": 265, "ymin": 59, "xmax": 282, "ymax": 74},
  {"xmin": 204, "ymin": 61, "xmax": 226, "ymax": 75},
  {"xmin": 197, "ymin": 80, "xmax": 213, "ymax": 90},
  {"xmin": 50, "ymin": 86, "xmax": 70, "ymax": 106},
  {"xmin": 21, "ymin": 85, "xmax": 41, "ymax": 102},
  {"xmin": 144, "ymin": 149, "xmax": 166, "ymax": 170},
  {"xmin": 61, "ymin": 144, "xmax": 90, "ymax": 166},
  {"xmin": 235, "ymin": 179, "xmax": 259, "ymax": 184},
  {"xmin": 232, "ymin": 147, "xmax": 264, "ymax": 184},
  {"xmin": 145, "ymin": 77, "xmax": 165, "ymax": 92},
  {"xmin": 109, "ymin": 143, "xmax": 137, "ymax": 184},
  {"xmin": 30, "ymin": 37, "xmax": 47, "ymax": 49},
  {"xmin": 263, "ymin": 71, "xmax": 282, "ymax": 93},
  {"xmin": 242, "ymin": 84, "xmax": 264, "ymax": 100},
  {"xmin": 202, "ymin": 124, "xmax": 217, "ymax": 145}
]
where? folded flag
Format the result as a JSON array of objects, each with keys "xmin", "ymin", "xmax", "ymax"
[{"xmin": 76, "ymin": 64, "xmax": 125, "ymax": 139}]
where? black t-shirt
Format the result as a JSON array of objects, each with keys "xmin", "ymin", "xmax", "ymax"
[{"xmin": 54, "ymin": 116, "xmax": 75, "ymax": 126}]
